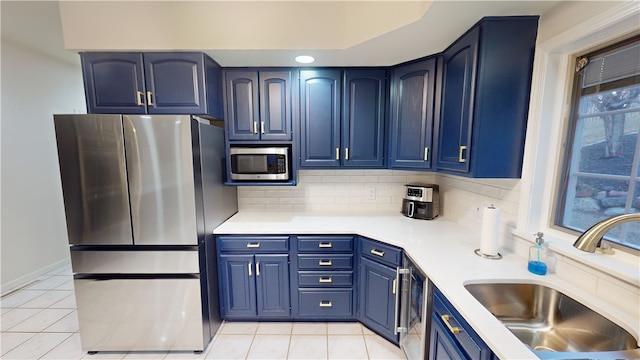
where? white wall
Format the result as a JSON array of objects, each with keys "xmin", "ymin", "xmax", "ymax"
[{"xmin": 0, "ymin": 38, "xmax": 86, "ymax": 294}]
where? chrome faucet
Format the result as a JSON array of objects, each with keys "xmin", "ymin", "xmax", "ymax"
[{"xmin": 573, "ymin": 213, "xmax": 640, "ymax": 253}]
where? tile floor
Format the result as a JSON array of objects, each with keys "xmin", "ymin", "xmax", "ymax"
[{"xmin": 1, "ymin": 264, "xmax": 406, "ymax": 359}]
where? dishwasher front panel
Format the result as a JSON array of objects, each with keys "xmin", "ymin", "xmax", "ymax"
[{"xmin": 74, "ymin": 277, "xmax": 205, "ymax": 352}]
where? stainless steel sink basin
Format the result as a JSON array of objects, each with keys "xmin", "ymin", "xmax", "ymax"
[{"xmin": 464, "ymin": 282, "xmax": 638, "ymax": 353}]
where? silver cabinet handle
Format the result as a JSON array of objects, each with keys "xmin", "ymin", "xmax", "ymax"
[
  {"xmin": 261, "ymin": 121, "xmax": 265, "ymax": 134},
  {"xmin": 136, "ymin": 91, "xmax": 145, "ymax": 106},
  {"xmin": 345, "ymin": 148, "xmax": 349, "ymax": 160},
  {"xmin": 393, "ymin": 267, "xmax": 401, "ymax": 334},
  {"xmin": 253, "ymin": 121, "xmax": 258, "ymax": 134},
  {"xmin": 318, "ymin": 260, "xmax": 332, "ymax": 266},
  {"xmin": 424, "ymin": 147, "xmax": 429, "ymax": 161},
  {"xmin": 319, "ymin": 277, "xmax": 332, "ymax": 283},
  {"xmin": 146, "ymin": 91, "xmax": 154, "ymax": 106},
  {"xmin": 248, "ymin": 262, "xmax": 253, "ymax": 276},
  {"xmin": 318, "ymin": 243, "xmax": 332, "ymax": 248},
  {"xmin": 370, "ymin": 249, "xmax": 385, "ymax": 257},
  {"xmin": 256, "ymin": 262, "xmax": 260, "ymax": 276},
  {"xmin": 246, "ymin": 243, "xmax": 260, "ymax": 248},
  {"xmin": 335, "ymin": 148, "xmax": 340, "ymax": 160},
  {"xmin": 319, "ymin": 301, "xmax": 332, "ymax": 307},
  {"xmin": 459, "ymin": 146, "xmax": 467, "ymax": 163}
]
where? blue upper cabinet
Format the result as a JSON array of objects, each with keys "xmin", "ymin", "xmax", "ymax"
[
  {"xmin": 300, "ymin": 69, "xmax": 386, "ymax": 168},
  {"xmin": 81, "ymin": 52, "xmax": 223, "ymax": 118},
  {"xmin": 300, "ymin": 69, "xmax": 342, "ymax": 167},
  {"xmin": 435, "ymin": 17, "xmax": 539, "ymax": 178},
  {"xmin": 342, "ymin": 69, "xmax": 386, "ymax": 168},
  {"xmin": 224, "ymin": 70, "xmax": 292, "ymax": 141},
  {"xmin": 81, "ymin": 53, "xmax": 146, "ymax": 114},
  {"xmin": 388, "ymin": 58, "xmax": 437, "ymax": 169}
]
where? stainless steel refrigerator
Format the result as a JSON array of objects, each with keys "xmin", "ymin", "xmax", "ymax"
[{"xmin": 53, "ymin": 114, "xmax": 237, "ymax": 353}]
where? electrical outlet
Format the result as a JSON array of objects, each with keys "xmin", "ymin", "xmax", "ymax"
[{"xmin": 366, "ymin": 188, "xmax": 376, "ymax": 200}]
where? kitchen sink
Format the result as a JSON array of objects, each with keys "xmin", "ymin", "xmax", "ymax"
[{"xmin": 464, "ymin": 282, "xmax": 639, "ymax": 353}]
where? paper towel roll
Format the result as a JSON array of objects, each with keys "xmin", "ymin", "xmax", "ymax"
[{"xmin": 480, "ymin": 206, "xmax": 500, "ymax": 256}]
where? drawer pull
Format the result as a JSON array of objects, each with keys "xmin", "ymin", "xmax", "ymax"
[
  {"xmin": 319, "ymin": 277, "xmax": 333, "ymax": 283},
  {"xmin": 248, "ymin": 262, "xmax": 253, "ymax": 276},
  {"xmin": 318, "ymin": 260, "xmax": 333, "ymax": 266},
  {"xmin": 246, "ymin": 243, "xmax": 260, "ymax": 248},
  {"xmin": 319, "ymin": 301, "xmax": 333, "ymax": 307},
  {"xmin": 370, "ymin": 249, "xmax": 385, "ymax": 257},
  {"xmin": 256, "ymin": 262, "xmax": 260, "ymax": 276},
  {"xmin": 392, "ymin": 279, "xmax": 396, "ymax": 294},
  {"xmin": 318, "ymin": 243, "xmax": 332, "ymax": 248},
  {"xmin": 441, "ymin": 315, "xmax": 462, "ymax": 335}
]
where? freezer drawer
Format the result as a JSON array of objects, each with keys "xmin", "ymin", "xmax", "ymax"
[
  {"xmin": 71, "ymin": 250, "xmax": 199, "ymax": 274},
  {"xmin": 74, "ymin": 277, "xmax": 205, "ymax": 351}
]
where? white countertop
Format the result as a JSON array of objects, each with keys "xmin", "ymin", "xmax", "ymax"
[{"xmin": 214, "ymin": 211, "xmax": 640, "ymax": 359}]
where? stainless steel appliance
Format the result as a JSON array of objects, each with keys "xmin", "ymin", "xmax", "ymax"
[
  {"xmin": 397, "ymin": 254, "xmax": 430, "ymax": 359},
  {"xmin": 401, "ymin": 183, "xmax": 439, "ymax": 220},
  {"xmin": 54, "ymin": 114, "xmax": 237, "ymax": 353},
  {"xmin": 229, "ymin": 146, "xmax": 290, "ymax": 181}
]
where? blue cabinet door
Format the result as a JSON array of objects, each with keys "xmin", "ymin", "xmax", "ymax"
[
  {"xmin": 436, "ymin": 17, "xmax": 538, "ymax": 178},
  {"xmin": 81, "ymin": 52, "xmax": 146, "ymax": 114},
  {"xmin": 436, "ymin": 28, "xmax": 478, "ymax": 173},
  {"xmin": 389, "ymin": 58, "xmax": 437, "ymax": 169},
  {"xmin": 225, "ymin": 71, "xmax": 260, "ymax": 140},
  {"xmin": 300, "ymin": 70, "xmax": 342, "ymax": 167},
  {"xmin": 219, "ymin": 254, "xmax": 257, "ymax": 318},
  {"xmin": 255, "ymin": 254, "xmax": 290, "ymax": 317},
  {"xmin": 359, "ymin": 257, "xmax": 398, "ymax": 344},
  {"xmin": 224, "ymin": 70, "xmax": 292, "ymax": 141},
  {"xmin": 260, "ymin": 71, "xmax": 292, "ymax": 141},
  {"xmin": 342, "ymin": 69, "xmax": 386, "ymax": 168},
  {"xmin": 143, "ymin": 52, "xmax": 207, "ymax": 114},
  {"xmin": 429, "ymin": 316, "xmax": 466, "ymax": 360}
]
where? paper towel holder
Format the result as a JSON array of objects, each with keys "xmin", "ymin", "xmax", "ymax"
[{"xmin": 474, "ymin": 204, "xmax": 502, "ymax": 259}]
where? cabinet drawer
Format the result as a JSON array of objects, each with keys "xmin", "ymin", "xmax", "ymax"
[
  {"xmin": 360, "ymin": 237, "xmax": 402, "ymax": 267},
  {"xmin": 298, "ymin": 236, "xmax": 354, "ymax": 252},
  {"xmin": 298, "ymin": 289, "xmax": 353, "ymax": 317},
  {"xmin": 218, "ymin": 236, "xmax": 289, "ymax": 252},
  {"xmin": 433, "ymin": 289, "xmax": 490, "ymax": 360},
  {"xmin": 298, "ymin": 254, "xmax": 353, "ymax": 270},
  {"xmin": 298, "ymin": 271, "xmax": 353, "ymax": 287}
]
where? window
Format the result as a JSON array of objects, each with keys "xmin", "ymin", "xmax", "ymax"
[{"xmin": 556, "ymin": 36, "xmax": 640, "ymax": 251}]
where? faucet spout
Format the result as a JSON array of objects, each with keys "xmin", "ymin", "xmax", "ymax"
[{"xmin": 573, "ymin": 213, "xmax": 640, "ymax": 253}]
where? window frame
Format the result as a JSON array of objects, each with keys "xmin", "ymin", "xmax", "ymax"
[
  {"xmin": 554, "ymin": 36, "xmax": 640, "ymax": 252},
  {"xmin": 515, "ymin": 1, "xmax": 640, "ymax": 282}
]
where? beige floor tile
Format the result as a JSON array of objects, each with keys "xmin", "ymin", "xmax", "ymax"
[
  {"xmin": 40, "ymin": 332, "xmax": 85, "ymax": 359},
  {"xmin": 27, "ymin": 275, "xmax": 72, "ymax": 290},
  {"xmin": 1, "ymin": 332, "xmax": 71, "ymax": 359},
  {"xmin": 288, "ymin": 335, "xmax": 327, "ymax": 360},
  {"xmin": 292, "ymin": 322, "xmax": 327, "ymax": 335},
  {"xmin": 44, "ymin": 310, "xmax": 79, "ymax": 332},
  {"xmin": 327, "ymin": 334, "xmax": 369, "ymax": 359},
  {"xmin": 19, "ymin": 290, "xmax": 74, "ymax": 308},
  {"xmin": 0, "ymin": 332, "xmax": 37, "ymax": 356},
  {"xmin": 327, "ymin": 322, "xmax": 363, "ymax": 335},
  {"xmin": 122, "ymin": 351, "xmax": 170, "ymax": 359},
  {"xmin": 0, "ymin": 308, "xmax": 42, "ymax": 331},
  {"xmin": 218, "ymin": 321, "xmax": 259, "ymax": 335},
  {"xmin": 205, "ymin": 334, "xmax": 253, "ymax": 359},
  {"xmin": 0, "ymin": 289, "xmax": 48, "ymax": 308},
  {"xmin": 246, "ymin": 334, "xmax": 290, "ymax": 359},
  {"xmin": 364, "ymin": 335, "xmax": 405, "ymax": 360},
  {"xmin": 7, "ymin": 308, "xmax": 73, "ymax": 332},
  {"xmin": 256, "ymin": 321, "xmax": 293, "ymax": 334},
  {"xmin": 49, "ymin": 293, "xmax": 77, "ymax": 309}
]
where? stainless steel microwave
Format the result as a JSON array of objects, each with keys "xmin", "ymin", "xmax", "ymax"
[{"xmin": 229, "ymin": 146, "xmax": 290, "ymax": 181}]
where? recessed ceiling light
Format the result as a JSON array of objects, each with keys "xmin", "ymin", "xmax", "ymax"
[{"xmin": 295, "ymin": 55, "xmax": 315, "ymax": 64}]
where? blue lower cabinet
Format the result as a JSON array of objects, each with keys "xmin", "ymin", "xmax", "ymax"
[
  {"xmin": 429, "ymin": 288, "xmax": 495, "ymax": 360},
  {"xmin": 358, "ymin": 257, "xmax": 398, "ymax": 344},
  {"xmin": 293, "ymin": 235, "xmax": 356, "ymax": 319},
  {"xmin": 217, "ymin": 236, "xmax": 290, "ymax": 319}
]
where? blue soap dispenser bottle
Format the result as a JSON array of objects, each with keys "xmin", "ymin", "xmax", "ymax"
[{"xmin": 528, "ymin": 232, "xmax": 548, "ymax": 275}]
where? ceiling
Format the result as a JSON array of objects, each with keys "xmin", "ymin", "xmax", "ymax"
[{"xmin": 2, "ymin": 1, "xmax": 564, "ymax": 68}]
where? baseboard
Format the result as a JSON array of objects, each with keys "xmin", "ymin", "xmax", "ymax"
[{"xmin": 1, "ymin": 258, "xmax": 71, "ymax": 297}]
